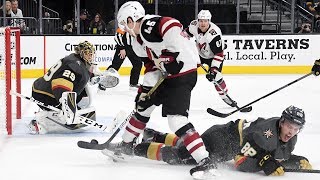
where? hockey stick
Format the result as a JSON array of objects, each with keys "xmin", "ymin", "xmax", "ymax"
[
  {"xmin": 285, "ymin": 168, "xmax": 320, "ymax": 173},
  {"xmin": 199, "ymin": 64, "xmax": 252, "ymax": 113},
  {"xmin": 207, "ymin": 72, "xmax": 313, "ymax": 118},
  {"xmin": 10, "ymin": 91, "xmax": 121, "ymax": 132},
  {"xmin": 77, "ymin": 72, "xmax": 169, "ymax": 150}
]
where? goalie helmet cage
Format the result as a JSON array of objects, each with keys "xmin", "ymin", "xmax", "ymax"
[{"xmin": 0, "ymin": 27, "xmax": 21, "ymax": 135}]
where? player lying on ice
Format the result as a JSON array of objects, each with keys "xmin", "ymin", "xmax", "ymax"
[
  {"xmin": 112, "ymin": 105, "xmax": 312, "ymax": 176},
  {"xmin": 29, "ymin": 40, "xmax": 120, "ymax": 134}
]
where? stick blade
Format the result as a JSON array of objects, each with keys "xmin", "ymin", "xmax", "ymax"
[
  {"xmin": 239, "ymin": 106, "xmax": 253, "ymax": 112},
  {"xmin": 206, "ymin": 108, "xmax": 230, "ymax": 118},
  {"xmin": 77, "ymin": 140, "xmax": 107, "ymax": 150}
]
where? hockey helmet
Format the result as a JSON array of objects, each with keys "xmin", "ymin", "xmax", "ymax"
[
  {"xmin": 198, "ymin": 10, "xmax": 212, "ymax": 20},
  {"xmin": 76, "ymin": 41, "xmax": 96, "ymax": 65},
  {"xmin": 117, "ymin": 1, "xmax": 145, "ymax": 28},
  {"xmin": 281, "ymin": 105, "xmax": 306, "ymax": 127}
]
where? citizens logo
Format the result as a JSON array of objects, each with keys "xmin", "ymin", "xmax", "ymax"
[{"xmin": 65, "ymin": 43, "xmax": 116, "ymax": 52}]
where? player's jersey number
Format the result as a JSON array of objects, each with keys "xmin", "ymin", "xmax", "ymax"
[{"xmin": 44, "ymin": 60, "xmax": 76, "ymax": 82}]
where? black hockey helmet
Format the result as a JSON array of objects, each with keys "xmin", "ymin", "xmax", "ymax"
[{"xmin": 281, "ymin": 105, "xmax": 305, "ymax": 127}]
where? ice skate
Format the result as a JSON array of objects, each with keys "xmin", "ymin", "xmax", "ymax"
[
  {"xmin": 129, "ymin": 84, "xmax": 140, "ymax": 91},
  {"xmin": 222, "ymin": 97, "xmax": 237, "ymax": 107},
  {"xmin": 105, "ymin": 140, "xmax": 135, "ymax": 156},
  {"xmin": 190, "ymin": 157, "xmax": 220, "ymax": 180}
]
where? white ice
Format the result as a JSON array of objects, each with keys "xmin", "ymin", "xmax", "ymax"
[{"xmin": 0, "ymin": 74, "xmax": 319, "ymax": 180}]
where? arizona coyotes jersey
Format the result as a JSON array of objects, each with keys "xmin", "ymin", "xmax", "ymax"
[
  {"xmin": 186, "ymin": 20, "xmax": 224, "ymax": 60},
  {"xmin": 32, "ymin": 53, "xmax": 91, "ymax": 103},
  {"xmin": 137, "ymin": 15, "xmax": 200, "ymax": 77}
]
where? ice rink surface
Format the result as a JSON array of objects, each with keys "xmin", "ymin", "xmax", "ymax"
[{"xmin": 0, "ymin": 74, "xmax": 319, "ymax": 180}]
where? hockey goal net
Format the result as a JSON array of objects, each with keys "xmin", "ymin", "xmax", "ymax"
[{"xmin": 0, "ymin": 27, "xmax": 21, "ymax": 135}]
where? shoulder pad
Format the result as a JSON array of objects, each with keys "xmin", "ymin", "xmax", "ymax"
[
  {"xmin": 188, "ymin": 20, "xmax": 198, "ymax": 35},
  {"xmin": 63, "ymin": 55, "xmax": 85, "ymax": 75}
]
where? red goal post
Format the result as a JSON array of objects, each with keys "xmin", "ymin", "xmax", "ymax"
[{"xmin": 0, "ymin": 27, "xmax": 21, "ymax": 135}]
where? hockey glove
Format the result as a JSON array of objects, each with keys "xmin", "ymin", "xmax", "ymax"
[
  {"xmin": 205, "ymin": 67, "xmax": 218, "ymax": 82},
  {"xmin": 300, "ymin": 159, "xmax": 312, "ymax": 169},
  {"xmin": 280, "ymin": 155, "xmax": 312, "ymax": 170},
  {"xmin": 160, "ymin": 51, "xmax": 183, "ymax": 75},
  {"xmin": 96, "ymin": 68, "xmax": 120, "ymax": 90},
  {"xmin": 135, "ymin": 86, "xmax": 154, "ymax": 112},
  {"xmin": 311, "ymin": 59, "xmax": 320, "ymax": 76},
  {"xmin": 147, "ymin": 48, "xmax": 183, "ymax": 75},
  {"xmin": 258, "ymin": 154, "xmax": 284, "ymax": 176}
]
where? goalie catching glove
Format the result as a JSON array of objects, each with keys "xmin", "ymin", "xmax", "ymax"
[{"xmin": 89, "ymin": 67, "xmax": 120, "ymax": 90}]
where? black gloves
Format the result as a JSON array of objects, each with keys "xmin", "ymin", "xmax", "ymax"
[
  {"xmin": 135, "ymin": 86, "xmax": 154, "ymax": 112},
  {"xmin": 312, "ymin": 59, "xmax": 320, "ymax": 76},
  {"xmin": 258, "ymin": 154, "xmax": 284, "ymax": 176},
  {"xmin": 164, "ymin": 61, "xmax": 184, "ymax": 75},
  {"xmin": 205, "ymin": 67, "xmax": 218, "ymax": 82},
  {"xmin": 160, "ymin": 51, "xmax": 183, "ymax": 75}
]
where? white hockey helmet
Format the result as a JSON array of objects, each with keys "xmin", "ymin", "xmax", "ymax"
[
  {"xmin": 117, "ymin": 1, "xmax": 145, "ymax": 27},
  {"xmin": 197, "ymin": 10, "xmax": 212, "ymax": 20}
]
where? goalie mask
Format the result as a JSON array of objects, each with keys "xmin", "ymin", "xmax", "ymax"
[
  {"xmin": 76, "ymin": 41, "xmax": 96, "ymax": 66},
  {"xmin": 117, "ymin": 1, "xmax": 145, "ymax": 37}
]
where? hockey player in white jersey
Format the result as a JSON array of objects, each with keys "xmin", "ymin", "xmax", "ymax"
[
  {"xmin": 105, "ymin": 1, "xmax": 217, "ymax": 178},
  {"xmin": 184, "ymin": 10, "xmax": 236, "ymax": 107}
]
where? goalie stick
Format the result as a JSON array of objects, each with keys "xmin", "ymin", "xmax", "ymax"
[
  {"xmin": 10, "ymin": 91, "xmax": 122, "ymax": 133},
  {"xmin": 207, "ymin": 72, "xmax": 313, "ymax": 118},
  {"xmin": 77, "ymin": 72, "xmax": 168, "ymax": 150},
  {"xmin": 199, "ymin": 64, "xmax": 252, "ymax": 113}
]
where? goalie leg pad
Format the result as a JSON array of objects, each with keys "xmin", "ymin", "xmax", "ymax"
[
  {"xmin": 28, "ymin": 110, "xmax": 94, "ymax": 134},
  {"xmin": 60, "ymin": 92, "xmax": 77, "ymax": 124}
]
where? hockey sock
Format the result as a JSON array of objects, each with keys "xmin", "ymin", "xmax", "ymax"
[
  {"xmin": 214, "ymin": 79, "xmax": 228, "ymax": 97},
  {"xmin": 182, "ymin": 129, "xmax": 209, "ymax": 163},
  {"xmin": 134, "ymin": 142, "xmax": 164, "ymax": 161},
  {"xmin": 122, "ymin": 115, "xmax": 147, "ymax": 143},
  {"xmin": 153, "ymin": 133, "xmax": 179, "ymax": 146}
]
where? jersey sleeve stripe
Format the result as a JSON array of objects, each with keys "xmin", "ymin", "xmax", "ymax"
[
  {"xmin": 234, "ymin": 155, "xmax": 248, "ymax": 168},
  {"xmin": 160, "ymin": 19, "xmax": 182, "ymax": 37},
  {"xmin": 52, "ymin": 78, "xmax": 74, "ymax": 91},
  {"xmin": 213, "ymin": 57, "xmax": 223, "ymax": 62},
  {"xmin": 32, "ymin": 84, "xmax": 55, "ymax": 98}
]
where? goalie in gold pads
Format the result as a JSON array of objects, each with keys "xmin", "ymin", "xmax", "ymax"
[{"xmin": 30, "ymin": 41, "xmax": 120, "ymax": 134}]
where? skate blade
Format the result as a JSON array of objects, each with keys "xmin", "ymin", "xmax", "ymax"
[{"xmin": 192, "ymin": 169, "xmax": 221, "ymax": 180}]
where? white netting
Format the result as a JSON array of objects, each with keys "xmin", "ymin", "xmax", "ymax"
[{"xmin": 0, "ymin": 27, "xmax": 20, "ymax": 135}]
